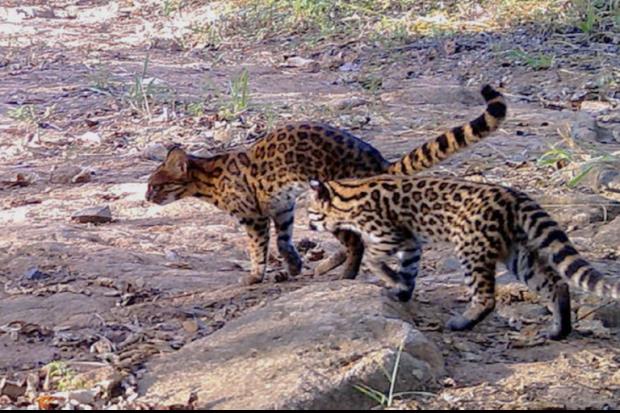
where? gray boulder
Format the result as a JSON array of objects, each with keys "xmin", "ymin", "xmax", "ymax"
[{"xmin": 138, "ymin": 281, "xmax": 444, "ymax": 409}]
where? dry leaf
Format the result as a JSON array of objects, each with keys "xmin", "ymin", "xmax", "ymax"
[{"xmin": 36, "ymin": 395, "xmax": 65, "ymax": 410}]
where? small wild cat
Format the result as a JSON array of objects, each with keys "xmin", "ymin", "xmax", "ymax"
[
  {"xmin": 307, "ymin": 175, "xmax": 619, "ymax": 339},
  {"xmin": 146, "ymin": 85, "xmax": 506, "ymax": 286}
]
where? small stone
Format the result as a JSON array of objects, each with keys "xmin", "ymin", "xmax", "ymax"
[
  {"xmin": 85, "ymin": 118, "xmax": 99, "ymax": 128},
  {"xmin": 71, "ymin": 168, "xmax": 93, "ymax": 184},
  {"xmin": 443, "ymin": 377, "xmax": 457, "ymax": 387},
  {"xmin": 50, "ymin": 391, "xmax": 94, "ymax": 406},
  {"xmin": 0, "ymin": 395, "xmax": 12, "ymax": 406},
  {"xmin": 65, "ymin": 390, "xmax": 96, "ymax": 405},
  {"xmin": 570, "ymin": 113, "xmax": 598, "ymax": 143},
  {"xmin": 24, "ymin": 267, "xmax": 50, "ymax": 281},
  {"xmin": 331, "ymin": 96, "xmax": 369, "ymax": 111},
  {"xmin": 452, "ymin": 341, "xmax": 473, "ymax": 352},
  {"xmin": 462, "ymin": 351, "xmax": 483, "ymax": 362},
  {"xmin": 143, "ymin": 143, "xmax": 168, "ymax": 162},
  {"xmin": 320, "ymin": 50, "xmax": 345, "ymax": 70},
  {"xmin": 190, "ymin": 148, "xmax": 213, "ymax": 158},
  {"xmin": 0, "ymin": 378, "xmax": 26, "ymax": 400},
  {"xmin": 517, "ymin": 85, "xmax": 536, "ymax": 96},
  {"xmin": 165, "ymin": 250, "xmax": 180, "ymax": 261},
  {"xmin": 596, "ymin": 169, "xmax": 620, "ymax": 201},
  {"xmin": 598, "ymin": 112, "xmax": 620, "ymax": 125},
  {"xmin": 77, "ymin": 131, "xmax": 103, "ymax": 145},
  {"xmin": 90, "ymin": 338, "xmax": 114, "ymax": 354},
  {"xmin": 182, "ymin": 320, "xmax": 199, "ymax": 334},
  {"xmin": 580, "ymin": 100, "xmax": 612, "ymax": 113},
  {"xmin": 71, "ymin": 366, "xmax": 125, "ymax": 397},
  {"xmin": 2, "ymin": 172, "xmax": 33, "ymax": 188},
  {"xmin": 150, "ymin": 37, "xmax": 183, "ymax": 52},
  {"xmin": 338, "ymin": 114, "xmax": 371, "ymax": 129},
  {"xmin": 570, "ymin": 90, "xmax": 588, "ymax": 102},
  {"xmin": 338, "ymin": 62, "xmax": 361, "ymax": 72},
  {"xmin": 134, "ymin": 278, "xmax": 146, "ymax": 289},
  {"xmin": 570, "ymin": 112, "xmax": 617, "ymax": 144},
  {"xmin": 71, "ymin": 205, "xmax": 113, "ymax": 224},
  {"xmin": 283, "ymin": 56, "xmax": 320, "ymax": 73},
  {"xmin": 50, "ymin": 165, "xmax": 84, "ymax": 184}
]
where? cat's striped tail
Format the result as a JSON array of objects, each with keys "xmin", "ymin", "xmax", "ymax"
[
  {"xmin": 517, "ymin": 193, "xmax": 620, "ymax": 299},
  {"xmin": 387, "ymin": 84, "xmax": 507, "ymax": 175}
]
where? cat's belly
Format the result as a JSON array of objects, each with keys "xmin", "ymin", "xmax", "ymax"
[{"xmin": 265, "ymin": 182, "xmax": 309, "ymax": 216}]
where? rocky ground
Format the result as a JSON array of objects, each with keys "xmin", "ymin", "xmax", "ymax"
[{"xmin": 1, "ymin": 0, "xmax": 619, "ymax": 409}]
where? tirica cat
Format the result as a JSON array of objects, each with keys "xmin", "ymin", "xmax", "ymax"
[
  {"xmin": 146, "ymin": 85, "xmax": 507, "ymax": 286},
  {"xmin": 307, "ymin": 175, "xmax": 618, "ymax": 340}
]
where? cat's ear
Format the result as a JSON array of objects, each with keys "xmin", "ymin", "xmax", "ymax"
[
  {"xmin": 165, "ymin": 146, "xmax": 189, "ymax": 177},
  {"xmin": 310, "ymin": 180, "xmax": 331, "ymax": 202}
]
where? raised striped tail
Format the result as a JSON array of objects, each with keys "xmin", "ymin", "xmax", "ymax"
[
  {"xmin": 516, "ymin": 194, "xmax": 620, "ymax": 300},
  {"xmin": 387, "ymin": 84, "xmax": 507, "ymax": 175}
]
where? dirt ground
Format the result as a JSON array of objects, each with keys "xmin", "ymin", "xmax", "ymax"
[{"xmin": 1, "ymin": 0, "xmax": 619, "ymax": 409}]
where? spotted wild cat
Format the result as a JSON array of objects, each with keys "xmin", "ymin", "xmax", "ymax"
[
  {"xmin": 307, "ymin": 175, "xmax": 618, "ymax": 339},
  {"xmin": 146, "ymin": 85, "xmax": 507, "ymax": 286}
]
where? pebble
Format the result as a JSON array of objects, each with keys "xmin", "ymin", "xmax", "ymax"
[
  {"xmin": 24, "ymin": 267, "xmax": 50, "ymax": 281},
  {"xmin": 71, "ymin": 205, "xmax": 113, "ymax": 224},
  {"xmin": 142, "ymin": 143, "xmax": 168, "ymax": 162}
]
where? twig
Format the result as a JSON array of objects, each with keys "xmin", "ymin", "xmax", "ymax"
[
  {"xmin": 576, "ymin": 301, "xmax": 616, "ymax": 322},
  {"xmin": 484, "ymin": 142, "xmax": 510, "ymax": 160}
]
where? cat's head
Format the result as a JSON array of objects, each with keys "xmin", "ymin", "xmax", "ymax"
[
  {"xmin": 146, "ymin": 146, "xmax": 196, "ymax": 205},
  {"xmin": 307, "ymin": 180, "xmax": 340, "ymax": 232}
]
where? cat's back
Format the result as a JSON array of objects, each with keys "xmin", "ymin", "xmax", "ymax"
[
  {"xmin": 329, "ymin": 174, "xmax": 520, "ymax": 214},
  {"xmin": 333, "ymin": 174, "xmax": 510, "ymax": 192},
  {"xmin": 247, "ymin": 122, "xmax": 388, "ymax": 179}
]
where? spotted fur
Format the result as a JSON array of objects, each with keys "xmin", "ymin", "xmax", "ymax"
[
  {"xmin": 146, "ymin": 85, "xmax": 507, "ymax": 286},
  {"xmin": 307, "ymin": 175, "xmax": 618, "ymax": 340}
]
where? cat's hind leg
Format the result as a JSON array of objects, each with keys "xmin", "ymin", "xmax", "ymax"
[{"xmin": 273, "ymin": 202, "xmax": 303, "ymax": 278}]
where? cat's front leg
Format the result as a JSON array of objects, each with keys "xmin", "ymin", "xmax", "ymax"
[{"xmin": 241, "ymin": 217, "xmax": 271, "ymax": 285}]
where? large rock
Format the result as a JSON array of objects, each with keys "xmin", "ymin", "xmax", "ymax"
[{"xmin": 138, "ymin": 281, "xmax": 444, "ymax": 410}]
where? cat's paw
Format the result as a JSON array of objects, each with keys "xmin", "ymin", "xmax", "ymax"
[
  {"xmin": 387, "ymin": 288, "xmax": 413, "ymax": 303},
  {"xmin": 446, "ymin": 315, "xmax": 476, "ymax": 331},
  {"xmin": 286, "ymin": 255, "xmax": 303, "ymax": 277},
  {"xmin": 272, "ymin": 271, "xmax": 290, "ymax": 283}
]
